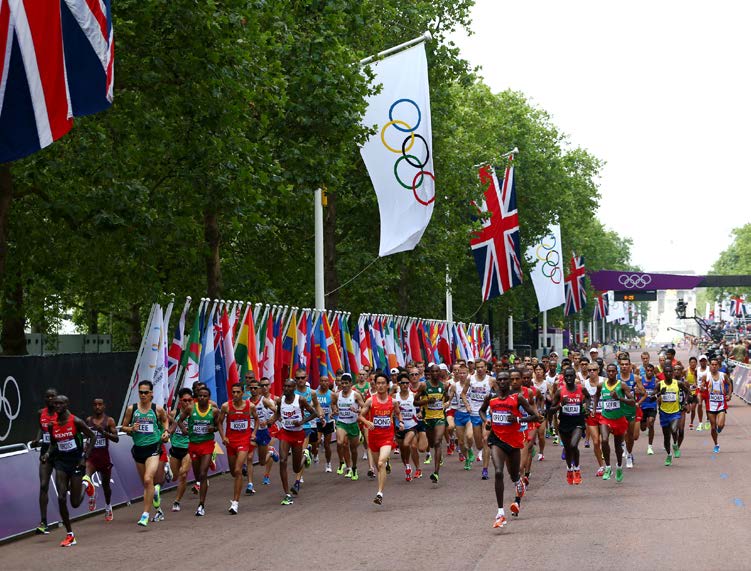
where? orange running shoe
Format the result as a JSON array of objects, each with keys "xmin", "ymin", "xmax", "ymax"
[
  {"xmin": 493, "ymin": 514, "xmax": 507, "ymax": 528},
  {"xmin": 60, "ymin": 533, "xmax": 77, "ymax": 547},
  {"xmin": 573, "ymin": 470, "xmax": 582, "ymax": 485},
  {"xmin": 414, "ymin": 469, "xmax": 423, "ymax": 479},
  {"xmin": 509, "ymin": 502, "xmax": 520, "ymax": 516},
  {"xmin": 566, "ymin": 470, "xmax": 574, "ymax": 485}
]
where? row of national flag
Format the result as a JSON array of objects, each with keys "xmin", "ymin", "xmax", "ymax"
[{"xmin": 122, "ymin": 299, "xmax": 493, "ymax": 413}]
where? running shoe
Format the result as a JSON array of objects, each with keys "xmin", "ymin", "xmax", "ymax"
[
  {"xmin": 362, "ymin": 452, "xmax": 368, "ymax": 461},
  {"xmin": 172, "ymin": 501, "xmax": 181, "ymax": 512},
  {"xmin": 561, "ymin": 450, "xmax": 566, "ymax": 461},
  {"xmin": 481, "ymin": 467, "xmax": 489, "ymax": 480},
  {"xmin": 566, "ymin": 470, "xmax": 574, "ymax": 485},
  {"xmin": 325, "ymin": 463, "xmax": 332, "ymax": 473},
  {"xmin": 60, "ymin": 533, "xmax": 76, "ymax": 547},
  {"xmin": 509, "ymin": 501, "xmax": 520, "ymax": 517},
  {"xmin": 522, "ymin": 475, "xmax": 530, "ymax": 487},
  {"xmin": 440, "ymin": 457, "xmax": 445, "ymax": 467},
  {"xmin": 345, "ymin": 467, "xmax": 353, "ymax": 479},
  {"xmin": 553, "ymin": 435, "xmax": 560, "ymax": 446},
  {"xmin": 705, "ymin": 421, "xmax": 711, "ymax": 431},
  {"xmin": 665, "ymin": 455, "xmax": 672, "ymax": 466},
  {"xmin": 429, "ymin": 472, "xmax": 439, "ymax": 483},
  {"xmin": 373, "ymin": 493, "xmax": 383, "ymax": 505},
  {"xmin": 88, "ymin": 494, "xmax": 97, "ymax": 512},
  {"xmin": 713, "ymin": 445, "xmax": 720, "ymax": 454},
  {"xmin": 584, "ymin": 439, "xmax": 590, "ymax": 448},
  {"xmin": 602, "ymin": 466, "xmax": 612, "ymax": 480},
  {"xmin": 545, "ymin": 428, "xmax": 552, "ymax": 439},
  {"xmin": 458, "ymin": 452, "xmax": 466, "ymax": 462},
  {"xmin": 245, "ymin": 483, "xmax": 255, "ymax": 495},
  {"xmin": 105, "ymin": 507, "xmax": 113, "ymax": 522},
  {"xmin": 405, "ymin": 467, "xmax": 412, "ymax": 481},
  {"xmin": 280, "ymin": 494, "xmax": 294, "ymax": 506},
  {"xmin": 515, "ymin": 479, "xmax": 526, "ymax": 498},
  {"xmin": 615, "ymin": 467, "xmax": 624, "ymax": 482},
  {"xmin": 367, "ymin": 469, "xmax": 376, "ymax": 480},
  {"xmin": 351, "ymin": 468, "xmax": 359, "ymax": 481},
  {"xmin": 229, "ymin": 500, "xmax": 238, "ymax": 515},
  {"xmin": 82, "ymin": 474, "xmax": 95, "ymax": 497},
  {"xmin": 303, "ymin": 449, "xmax": 312, "ymax": 468},
  {"xmin": 153, "ymin": 484, "xmax": 161, "ymax": 509},
  {"xmin": 494, "ymin": 514, "xmax": 508, "ymax": 528},
  {"xmin": 195, "ymin": 504, "xmax": 205, "ymax": 517},
  {"xmin": 137, "ymin": 513, "xmax": 149, "ymax": 527},
  {"xmin": 672, "ymin": 444, "xmax": 681, "ymax": 458},
  {"xmin": 337, "ymin": 462, "xmax": 345, "ymax": 475},
  {"xmin": 151, "ymin": 508, "xmax": 165, "ymax": 522},
  {"xmin": 464, "ymin": 459, "xmax": 472, "ymax": 471},
  {"xmin": 313, "ymin": 453, "xmax": 319, "ymax": 464},
  {"xmin": 689, "ymin": 423, "xmax": 694, "ymax": 431},
  {"xmin": 626, "ymin": 454, "xmax": 633, "ymax": 469},
  {"xmin": 573, "ymin": 470, "xmax": 582, "ymax": 485},
  {"xmin": 269, "ymin": 446, "xmax": 280, "ymax": 462},
  {"xmin": 424, "ymin": 452, "xmax": 432, "ymax": 464},
  {"xmin": 696, "ymin": 423, "xmax": 703, "ymax": 431},
  {"xmin": 35, "ymin": 523, "xmax": 50, "ymax": 535},
  {"xmin": 165, "ymin": 462, "xmax": 173, "ymax": 482},
  {"xmin": 291, "ymin": 479, "xmax": 301, "ymax": 495},
  {"xmin": 477, "ymin": 450, "xmax": 483, "ymax": 463},
  {"xmin": 262, "ymin": 475, "xmax": 271, "ymax": 485},
  {"xmin": 468, "ymin": 448, "xmax": 476, "ymax": 462},
  {"xmin": 386, "ymin": 460, "xmax": 391, "ymax": 474},
  {"xmin": 447, "ymin": 442, "xmax": 455, "ymax": 456},
  {"xmin": 537, "ymin": 453, "xmax": 545, "ymax": 461},
  {"xmin": 596, "ymin": 466, "xmax": 604, "ymax": 477},
  {"xmin": 647, "ymin": 445, "xmax": 654, "ymax": 455},
  {"xmin": 192, "ymin": 483, "xmax": 200, "ymax": 495},
  {"xmin": 415, "ymin": 469, "xmax": 423, "ymax": 479}
]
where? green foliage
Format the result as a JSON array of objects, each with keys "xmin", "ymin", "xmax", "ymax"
[{"xmin": 705, "ymin": 223, "xmax": 751, "ymax": 302}]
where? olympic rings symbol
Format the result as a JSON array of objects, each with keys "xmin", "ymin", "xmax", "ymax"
[
  {"xmin": 380, "ymin": 98, "xmax": 434, "ymax": 206},
  {"xmin": 618, "ymin": 273, "xmax": 652, "ymax": 289},
  {"xmin": 535, "ymin": 234, "xmax": 562, "ymax": 284},
  {"xmin": 0, "ymin": 376, "xmax": 21, "ymax": 442}
]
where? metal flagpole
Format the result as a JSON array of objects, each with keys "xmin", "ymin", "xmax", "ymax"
[
  {"xmin": 359, "ymin": 31, "xmax": 431, "ymax": 66},
  {"xmin": 508, "ymin": 314, "xmax": 514, "ymax": 351},
  {"xmin": 445, "ymin": 267, "xmax": 453, "ymax": 324},
  {"xmin": 315, "ymin": 188, "xmax": 325, "ymax": 311},
  {"xmin": 542, "ymin": 310, "xmax": 548, "ymax": 354}
]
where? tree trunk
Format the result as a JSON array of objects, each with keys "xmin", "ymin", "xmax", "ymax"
[
  {"xmin": 127, "ymin": 304, "xmax": 142, "ymax": 349},
  {"xmin": 87, "ymin": 307, "xmax": 99, "ymax": 334},
  {"xmin": 323, "ymin": 190, "xmax": 339, "ymax": 308},
  {"xmin": 1, "ymin": 280, "xmax": 26, "ymax": 355},
  {"xmin": 0, "ymin": 164, "xmax": 13, "ymax": 297},
  {"xmin": 204, "ymin": 208, "xmax": 222, "ymax": 299},
  {"xmin": 397, "ymin": 264, "xmax": 410, "ymax": 315}
]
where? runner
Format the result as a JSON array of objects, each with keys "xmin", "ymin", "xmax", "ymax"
[
  {"xmin": 358, "ymin": 373, "xmax": 402, "ymax": 504},
  {"xmin": 696, "ymin": 355, "xmax": 711, "ymax": 430},
  {"xmin": 479, "ymin": 372, "xmax": 539, "ymax": 527},
  {"xmin": 168, "ymin": 388, "xmax": 193, "ymax": 512},
  {"xmin": 453, "ymin": 364, "xmax": 474, "ymax": 469},
  {"xmin": 464, "ymin": 359, "xmax": 492, "ymax": 478},
  {"xmin": 413, "ymin": 364, "xmax": 453, "ymax": 483},
  {"xmin": 704, "ymin": 357, "xmax": 733, "ymax": 453},
  {"xmin": 583, "ymin": 361, "xmax": 605, "ymax": 476},
  {"xmin": 31, "ymin": 388, "xmax": 58, "ymax": 535},
  {"xmin": 407, "ymin": 366, "xmax": 429, "ymax": 477},
  {"xmin": 594, "ymin": 364, "xmax": 635, "ymax": 483},
  {"xmin": 532, "ymin": 363, "xmax": 549, "ymax": 461},
  {"xmin": 442, "ymin": 363, "xmax": 457, "ymax": 455},
  {"xmin": 121, "ymin": 380, "xmax": 170, "ymax": 526},
  {"xmin": 267, "ymin": 378, "xmax": 319, "ymax": 505},
  {"xmin": 656, "ymin": 364, "xmax": 690, "ymax": 465},
  {"xmin": 334, "ymin": 373, "xmax": 366, "ymax": 480},
  {"xmin": 674, "ymin": 363, "xmax": 690, "ymax": 450},
  {"xmin": 618, "ymin": 356, "xmax": 643, "ymax": 469},
  {"xmin": 315, "ymin": 375, "xmax": 336, "ymax": 473},
  {"xmin": 43, "ymin": 395, "xmax": 96, "ymax": 546},
  {"xmin": 394, "ymin": 373, "xmax": 419, "ymax": 480},
  {"xmin": 251, "ymin": 377, "xmax": 279, "ymax": 487},
  {"xmin": 354, "ymin": 370, "xmax": 373, "ymax": 469},
  {"xmin": 686, "ymin": 356, "xmax": 699, "ymax": 430},
  {"xmin": 550, "ymin": 367, "xmax": 589, "ymax": 485},
  {"xmin": 544, "ymin": 355, "xmax": 561, "ymax": 445},
  {"xmin": 638, "ymin": 363, "xmax": 659, "ymax": 455},
  {"xmin": 85, "ymin": 398, "xmax": 119, "ymax": 519},
  {"xmin": 218, "ymin": 382, "xmax": 259, "ymax": 514},
  {"xmin": 518, "ymin": 368, "xmax": 542, "ymax": 487},
  {"xmin": 172, "ymin": 386, "xmax": 222, "ymax": 516},
  {"xmin": 293, "ymin": 369, "xmax": 323, "ymax": 488}
]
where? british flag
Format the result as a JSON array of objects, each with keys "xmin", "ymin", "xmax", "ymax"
[
  {"xmin": 593, "ymin": 291, "xmax": 608, "ymax": 321},
  {"xmin": 564, "ymin": 253, "xmax": 586, "ymax": 316},
  {"xmin": 0, "ymin": 0, "xmax": 113, "ymax": 163},
  {"xmin": 730, "ymin": 296, "xmax": 746, "ymax": 318},
  {"xmin": 470, "ymin": 160, "xmax": 523, "ymax": 301}
]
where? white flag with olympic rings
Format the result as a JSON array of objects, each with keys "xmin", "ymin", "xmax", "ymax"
[
  {"xmin": 526, "ymin": 224, "xmax": 566, "ymax": 312},
  {"xmin": 360, "ymin": 44, "xmax": 435, "ymax": 257}
]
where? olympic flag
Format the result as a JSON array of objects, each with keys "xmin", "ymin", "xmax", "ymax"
[
  {"xmin": 360, "ymin": 44, "xmax": 435, "ymax": 256},
  {"xmin": 526, "ymin": 224, "xmax": 565, "ymax": 312}
]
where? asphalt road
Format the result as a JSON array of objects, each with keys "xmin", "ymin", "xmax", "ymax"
[{"xmin": 5, "ymin": 347, "xmax": 751, "ymax": 570}]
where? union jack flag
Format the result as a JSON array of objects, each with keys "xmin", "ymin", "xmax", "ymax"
[
  {"xmin": 0, "ymin": 0, "xmax": 113, "ymax": 163},
  {"xmin": 730, "ymin": 296, "xmax": 746, "ymax": 318},
  {"xmin": 564, "ymin": 253, "xmax": 586, "ymax": 316},
  {"xmin": 470, "ymin": 160, "xmax": 523, "ymax": 301},
  {"xmin": 593, "ymin": 291, "xmax": 608, "ymax": 321}
]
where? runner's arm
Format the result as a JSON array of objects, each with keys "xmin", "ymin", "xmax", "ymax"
[
  {"xmin": 121, "ymin": 405, "xmax": 134, "ymax": 434},
  {"xmin": 393, "ymin": 399, "xmax": 403, "ymax": 426},
  {"xmin": 218, "ymin": 403, "xmax": 229, "ymax": 444},
  {"xmin": 250, "ymin": 404, "xmax": 259, "ymax": 441},
  {"xmin": 460, "ymin": 384, "xmax": 471, "ymax": 411},
  {"xmin": 299, "ymin": 397, "xmax": 318, "ymax": 426},
  {"xmin": 619, "ymin": 385, "xmax": 636, "ymax": 406},
  {"xmin": 592, "ymin": 385, "xmax": 601, "ymax": 414},
  {"xmin": 157, "ymin": 405, "xmax": 170, "ymax": 442},
  {"xmin": 74, "ymin": 416, "xmax": 96, "ymax": 461},
  {"xmin": 358, "ymin": 398, "xmax": 374, "ymax": 430},
  {"xmin": 212, "ymin": 405, "xmax": 224, "ymax": 438},
  {"xmin": 330, "ymin": 392, "xmax": 339, "ymax": 417},
  {"xmin": 549, "ymin": 390, "xmax": 562, "ymax": 413},
  {"xmin": 266, "ymin": 397, "xmax": 281, "ymax": 426},
  {"xmin": 106, "ymin": 416, "xmax": 120, "ymax": 443},
  {"xmin": 517, "ymin": 396, "xmax": 541, "ymax": 423},
  {"xmin": 478, "ymin": 394, "xmax": 491, "ymax": 426},
  {"xmin": 309, "ymin": 392, "xmax": 324, "ymax": 421}
]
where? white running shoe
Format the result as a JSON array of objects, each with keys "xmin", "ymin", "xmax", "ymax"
[
  {"xmin": 362, "ymin": 452, "xmax": 368, "ymax": 461},
  {"xmin": 195, "ymin": 504, "xmax": 205, "ymax": 517},
  {"xmin": 228, "ymin": 500, "xmax": 238, "ymax": 515},
  {"xmin": 325, "ymin": 463, "xmax": 332, "ymax": 473},
  {"xmin": 647, "ymin": 445, "xmax": 654, "ymax": 455},
  {"xmin": 626, "ymin": 454, "xmax": 634, "ymax": 469}
]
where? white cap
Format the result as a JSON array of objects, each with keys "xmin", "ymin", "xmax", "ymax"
[
  {"xmin": 699, "ymin": 354, "xmax": 708, "ymax": 361},
  {"xmin": 549, "ymin": 351, "xmax": 559, "ymax": 357},
  {"xmin": 438, "ymin": 363, "xmax": 449, "ymax": 371},
  {"xmin": 390, "ymin": 367, "xmax": 400, "ymax": 375},
  {"xmin": 589, "ymin": 347, "xmax": 598, "ymax": 354},
  {"xmin": 428, "ymin": 362, "xmax": 436, "ymax": 368}
]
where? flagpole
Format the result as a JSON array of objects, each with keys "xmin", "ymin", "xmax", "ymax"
[
  {"xmin": 315, "ymin": 187, "xmax": 325, "ymax": 311},
  {"xmin": 542, "ymin": 310, "xmax": 548, "ymax": 355},
  {"xmin": 235, "ymin": 301, "xmax": 251, "ymax": 347},
  {"xmin": 359, "ymin": 31, "xmax": 431, "ymax": 66}
]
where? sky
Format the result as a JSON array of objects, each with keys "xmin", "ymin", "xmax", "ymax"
[{"xmin": 450, "ymin": 0, "xmax": 751, "ymax": 274}]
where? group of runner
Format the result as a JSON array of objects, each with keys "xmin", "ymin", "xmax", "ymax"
[{"xmin": 32, "ymin": 347, "xmax": 735, "ymax": 544}]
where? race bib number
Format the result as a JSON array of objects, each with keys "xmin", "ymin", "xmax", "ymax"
[
  {"xmin": 193, "ymin": 423, "xmax": 210, "ymax": 435},
  {"xmin": 94, "ymin": 436, "xmax": 107, "ymax": 448},
  {"xmin": 230, "ymin": 419, "xmax": 248, "ymax": 431},
  {"xmin": 373, "ymin": 416, "xmax": 392, "ymax": 428},
  {"xmin": 135, "ymin": 421, "xmax": 154, "ymax": 434},
  {"xmin": 338, "ymin": 408, "xmax": 354, "ymax": 421},
  {"xmin": 58, "ymin": 439, "xmax": 76, "ymax": 452},
  {"xmin": 282, "ymin": 418, "xmax": 299, "ymax": 429},
  {"xmin": 562, "ymin": 404, "xmax": 581, "ymax": 415},
  {"xmin": 595, "ymin": 401, "xmax": 603, "ymax": 413},
  {"xmin": 709, "ymin": 393, "xmax": 724, "ymax": 402},
  {"xmin": 321, "ymin": 406, "xmax": 331, "ymax": 416},
  {"xmin": 42, "ymin": 433, "xmax": 51, "ymax": 444},
  {"xmin": 662, "ymin": 393, "xmax": 676, "ymax": 403},
  {"xmin": 603, "ymin": 400, "xmax": 620, "ymax": 411},
  {"xmin": 492, "ymin": 411, "xmax": 512, "ymax": 425},
  {"xmin": 428, "ymin": 400, "xmax": 443, "ymax": 410}
]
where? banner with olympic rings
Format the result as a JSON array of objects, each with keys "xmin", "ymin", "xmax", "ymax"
[
  {"xmin": 526, "ymin": 224, "xmax": 566, "ymax": 311},
  {"xmin": 359, "ymin": 44, "xmax": 435, "ymax": 257}
]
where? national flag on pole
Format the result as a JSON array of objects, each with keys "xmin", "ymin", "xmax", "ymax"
[
  {"xmin": 199, "ymin": 312, "xmax": 217, "ymax": 401},
  {"xmin": 281, "ymin": 310, "xmax": 298, "ymax": 381},
  {"xmin": 166, "ymin": 299, "xmax": 190, "ymax": 406},
  {"xmin": 343, "ymin": 317, "xmax": 359, "ymax": 373},
  {"xmin": 235, "ymin": 305, "xmax": 259, "ymax": 379},
  {"xmin": 527, "ymin": 223, "xmax": 566, "ymax": 311},
  {"xmin": 294, "ymin": 311, "xmax": 309, "ymax": 372},
  {"xmin": 358, "ymin": 317, "xmax": 372, "ymax": 369},
  {"xmin": 213, "ymin": 315, "xmax": 228, "ymax": 406},
  {"xmin": 593, "ymin": 292, "xmax": 608, "ymax": 321},
  {"xmin": 322, "ymin": 313, "xmax": 343, "ymax": 374},
  {"xmin": 360, "ymin": 43, "xmax": 435, "ymax": 256},
  {"xmin": 470, "ymin": 161, "xmax": 523, "ymax": 301},
  {"xmin": 730, "ymin": 296, "xmax": 746, "ymax": 317},
  {"xmin": 182, "ymin": 309, "xmax": 202, "ymax": 390},
  {"xmin": 564, "ymin": 253, "xmax": 587, "ymax": 316},
  {"xmin": 221, "ymin": 310, "xmax": 239, "ymax": 400}
]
